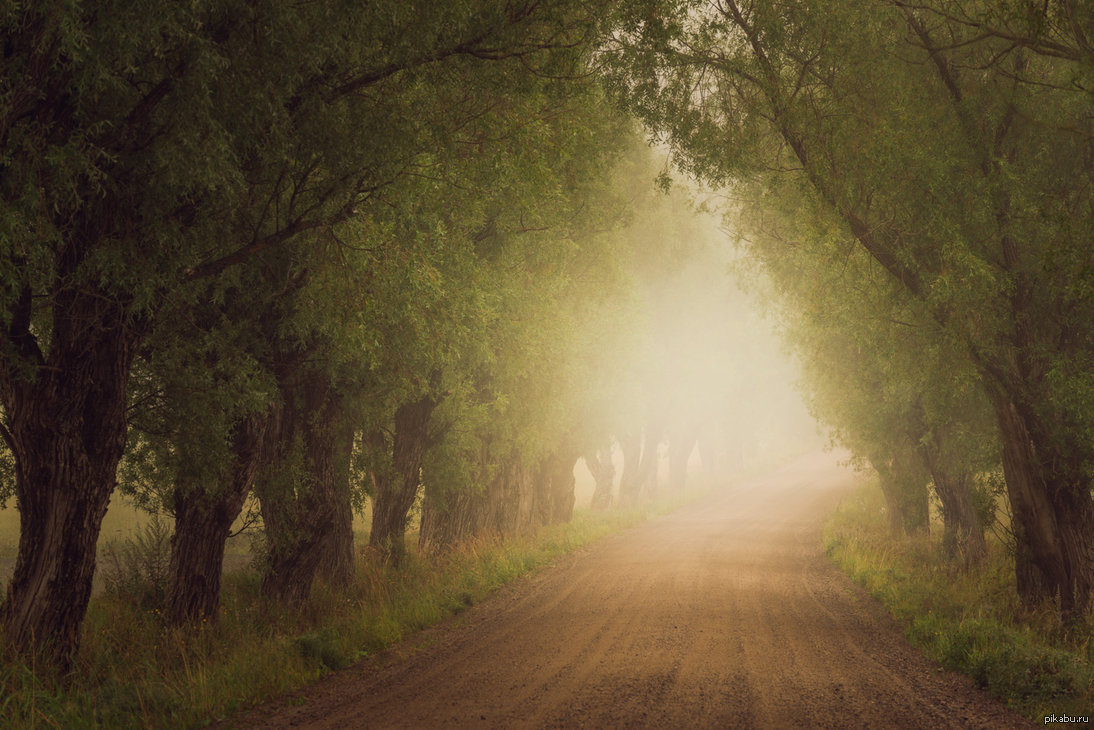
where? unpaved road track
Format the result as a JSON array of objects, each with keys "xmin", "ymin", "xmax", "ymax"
[{"xmin": 226, "ymin": 452, "xmax": 1033, "ymax": 729}]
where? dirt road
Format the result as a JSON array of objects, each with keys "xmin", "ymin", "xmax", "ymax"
[{"xmin": 228, "ymin": 452, "xmax": 1032, "ymax": 729}]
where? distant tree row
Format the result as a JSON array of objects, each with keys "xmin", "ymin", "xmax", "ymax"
[{"xmin": 605, "ymin": 0, "xmax": 1094, "ymax": 615}]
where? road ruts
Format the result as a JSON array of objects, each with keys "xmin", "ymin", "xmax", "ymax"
[{"xmin": 223, "ymin": 452, "xmax": 1035, "ymax": 729}]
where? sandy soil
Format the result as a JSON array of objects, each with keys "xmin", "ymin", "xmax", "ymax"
[{"xmin": 222, "ymin": 452, "xmax": 1034, "ymax": 729}]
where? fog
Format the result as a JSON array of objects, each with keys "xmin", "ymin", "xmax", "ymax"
[{"xmin": 576, "ymin": 208, "xmax": 820, "ymax": 504}]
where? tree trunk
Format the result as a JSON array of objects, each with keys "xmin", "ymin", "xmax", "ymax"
[
  {"xmin": 616, "ymin": 429, "xmax": 642, "ymax": 506},
  {"xmin": 165, "ymin": 410, "xmax": 272, "ymax": 625},
  {"xmin": 986, "ymin": 387, "xmax": 1094, "ymax": 614},
  {"xmin": 419, "ymin": 484, "xmax": 477, "ymax": 552},
  {"xmin": 0, "ymin": 295, "xmax": 135, "ymax": 672},
  {"xmin": 668, "ymin": 427, "xmax": 698, "ymax": 492},
  {"xmin": 541, "ymin": 445, "xmax": 579, "ymax": 524},
  {"xmin": 918, "ymin": 437, "xmax": 986, "ymax": 568},
  {"xmin": 316, "ymin": 425, "xmax": 356, "ymax": 588},
  {"xmin": 873, "ymin": 462, "xmax": 910, "ymax": 537},
  {"xmin": 421, "ymin": 446, "xmax": 545, "ymax": 553},
  {"xmin": 636, "ymin": 425, "xmax": 662, "ymax": 498},
  {"xmin": 872, "ymin": 443, "xmax": 929, "ymax": 538},
  {"xmin": 893, "ymin": 442, "xmax": 929, "ymax": 535},
  {"xmin": 487, "ymin": 454, "xmax": 536, "ymax": 535},
  {"xmin": 419, "ymin": 441, "xmax": 491, "ymax": 552},
  {"xmin": 368, "ymin": 394, "xmax": 437, "ymax": 564},
  {"xmin": 420, "ymin": 437, "xmax": 498, "ymax": 551},
  {"xmin": 584, "ymin": 445, "xmax": 615, "ymax": 509},
  {"xmin": 167, "ymin": 487, "xmax": 245, "ymax": 625},
  {"xmin": 257, "ymin": 366, "xmax": 353, "ymax": 603}
]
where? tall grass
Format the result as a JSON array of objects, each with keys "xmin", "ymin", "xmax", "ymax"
[
  {"xmin": 0, "ymin": 494, "xmax": 693, "ymax": 729},
  {"xmin": 824, "ymin": 482, "xmax": 1094, "ymax": 722}
]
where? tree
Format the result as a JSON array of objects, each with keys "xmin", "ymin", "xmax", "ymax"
[
  {"xmin": 123, "ymin": 269, "xmax": 283, "ymax": 625},
  {"xmin": 0, "ymin": 0, "xmax": 615, "ymax": 669},
  {"xmin": 355, "ymin": 64, "xmax": 648, "ymax": 556},
  {"xmin": 604, "ymin": 0, "xmax": 1094, "ymax": 614},
  {"xmin": 734, "ymin": 178, "xmax": 995, "ymax": 557}
]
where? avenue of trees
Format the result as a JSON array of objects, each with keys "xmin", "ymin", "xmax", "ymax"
[
  {"xmin": 604, "ymin": 0, "xmax": 1094, "ymax": 615},
  {"xmin": 3, "ymin": 0, "xmax": 600, "ymax": 669},
  {"xmin": 3, "ymin": 0, "xmax": 1093, "ymax": 679},
  {"xmin": 0, "ymin": 0, "xmax": 755, "ymax": 674}
]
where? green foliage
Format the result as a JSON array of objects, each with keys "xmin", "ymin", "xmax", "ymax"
[
  {"xmin": 826, "ymin": 482, "xmax": 1094, "ymax": 720},
  {"xmin": 100, "ymin": 515, "xmax": 173, "ymax": 612},
  {"xmin": 0, "ymin": 497, "xmax": 691, "ymax": 728},
  {"xmin": 293, "ymin": 627, "xmax": 355, "ymax": 672},
  {"xmin": 602, "ymin": 0, "xmax": 1094, "ymax": 488}
]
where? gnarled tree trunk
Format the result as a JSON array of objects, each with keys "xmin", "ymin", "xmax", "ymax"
[
  {"xmin": 419, "ymin": 441, "xmax": 491, "ymax": 553},
  {"xmin": 872, "ymin": 441, "xmax": 929, "ymax": 538},
  {"xmin": 166, "ymin": 410, "xmax": 273, "ymax": 625},
  {"xmin": 1, "ymin": 293, "xmax": 136, "ymax": 672},
  {"xmin": 368, "ymin": 394, "xmax": 437, "ymax": 564},
  {"xmin": 986, "ymin": 387, "xmax": 1094, "ymax": 615},
  {"xmin": 917, "ymin": 436, "xmax": 986, "ymax": 568},
  {"xmin": 421, "ymin": 447, "xmax": 543, "ymax": 553},
  {"xmin": 540, "ymin": 443, "xmax": 579, "ymax": 524},
  {"xmin": 419, "ymin": 486, "xmax": 475, "ymax": 553},
  {"xmin": 486, "ymin": 454, "xmax": 536, "ymax": 535},
  {"xmin": 316, "ymin": 436, "xmax": 356, "ymax": 589},
  {"xmin": 584, "ymin": 445, "xmax": 615, "ymax": 510},
  {"xmin": 257, "ymin": 365, "xmax": 353, "ymax": 603}
]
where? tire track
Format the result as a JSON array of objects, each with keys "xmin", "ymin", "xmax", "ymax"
[{"xmin": 224, "ymin": 452, "xmax": 1034, "ymax": 729}]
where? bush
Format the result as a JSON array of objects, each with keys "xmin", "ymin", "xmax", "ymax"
[{"xmin": 100, "ymin": 514, "xmax": 172, "ymax": 610}]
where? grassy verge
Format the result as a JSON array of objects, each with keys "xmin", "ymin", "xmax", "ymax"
[
  {"xmin": 0, "ymin": 489, "xmax": 703, "ymax": 729},
  {"xmin": 824, "ymin": 481, "xmax": 1094, "ymax": 722}
]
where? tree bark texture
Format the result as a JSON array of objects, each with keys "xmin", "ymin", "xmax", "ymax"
[
  {"xmin": 368, "ymin": 394, "xmax": 437, "ymax": 564},
  {"xmin": 539, "ymin": 445, "xmax": 579, "ymax": 524},
  {"xmin": 165, "ymin": 410, "xmax": 273, "ymax": 625},
  {"xmin": 316, "ymin": 438, "xmax": 356, "ymax": 589},
  {"xmin": 0, "ymin": 293, "xmax": 136, "ymax": 672},
  {"xmin": 482, "ymin": 455, "xmax": 536, "ymax": 536},
  {"xmin": 419, "ymin": 483, "xmax": 477, "ymax": 552},
  {"xmin": 257, "ymin": 366, "xmax": 354, "ymax": 603},
  {"xmin": 874, "ymin": 462, "xmax": 909, "ymax": 538},
  {"xmin": 986, "ymin": 387, "xmax": 1094, "ymax": 615},
  {"xmin": 917, "ymin": 438, "xmax": 986, "ymax": 568},
  {"xmin": 420, "ymin": 448, "xmax": 545, "ymax": 552}
]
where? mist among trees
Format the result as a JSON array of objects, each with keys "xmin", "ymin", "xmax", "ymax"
[{"xmin": 1, "ymin": 1, "xmax": 1092, "ymax": 702}]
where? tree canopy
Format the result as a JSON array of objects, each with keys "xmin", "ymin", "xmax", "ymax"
[
  {"xmin": 603, "ymin": 0, "xmax": 1094, "ymax": 612},
  {"xmin": 4, "ymin": 0, "xmax": 1094, "ymax": 677}
]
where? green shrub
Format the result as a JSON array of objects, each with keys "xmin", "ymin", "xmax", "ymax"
[{"xmin": 100, "ymin": 514, "xmax": 172, "ymax": 611}]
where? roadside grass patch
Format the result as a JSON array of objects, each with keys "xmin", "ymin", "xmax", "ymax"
[
  {"xmin": 0, "ymin": 489, "xmax": 698, "ymax": 729},
  {"xmin": 824, "ymin": 481, "xmax": 1094, "ymax": 721}
]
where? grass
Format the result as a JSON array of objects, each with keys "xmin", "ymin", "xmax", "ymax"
[
  {"xmin": 824, "ymin": 481, "xmax": 1094, "ymax": 722},
  {"xmin": 0, "ymin": 487, "xmax": 704, "ymax": 729}
]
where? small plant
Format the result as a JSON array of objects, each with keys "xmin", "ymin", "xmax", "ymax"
[
  {"xmin": 0, "ymin": 486, "xmax": 705, "ymax": 728},
  {"xmin": 826, "ymin": 480, "xmax": 1094, "ymax": 722},
  {"xmin": 100, "ymin": 513, "xmax": 173, "ymax": 611}
]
